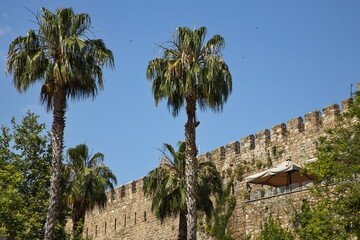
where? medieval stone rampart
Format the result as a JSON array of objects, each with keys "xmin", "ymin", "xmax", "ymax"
[{"xmin": 78, "ymin": 98, "xmax": 352, "ymax": 240}]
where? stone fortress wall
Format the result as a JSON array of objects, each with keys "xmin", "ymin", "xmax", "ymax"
[{"xmin": 80, "ymin": 97, "xmax": 353, "ymax": 240}]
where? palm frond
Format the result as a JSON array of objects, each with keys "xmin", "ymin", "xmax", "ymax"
[
  {"xmin": 146, "ymin": 26, "xmax": 232, "ymax": 116},
  {"xmin": 6, "ymin": 7, "xmax": 114, "ymax": 112},
  {"xmin": 64, "ymin": 144, "xmax": 117, "ymax": 218},
  {"xmin": 143, "ymin": 141, "xmax": 222, "ymax": 221}
]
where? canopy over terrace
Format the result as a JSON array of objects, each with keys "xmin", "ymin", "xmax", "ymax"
[{"xmin": 245, "ymin": 160, "xmax": 316, "ymax": 187}]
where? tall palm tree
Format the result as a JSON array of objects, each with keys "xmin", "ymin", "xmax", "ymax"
[
  {"xmin": 146, "ymin": 27, "xmax": 232, "ymax": 239},
  {"xmin": 65, "ymin": 144, "xmax": 117, "ymax": 235},
  {"xmin": 144, "ymin": 141, "xmax": 222, "ymax": 240},
  {"xmin": 6, "ymin": 8, "xmax": 114, "ymax": 240}
]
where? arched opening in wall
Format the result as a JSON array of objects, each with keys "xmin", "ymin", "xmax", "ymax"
[
  {"xmin": 86, "ymin": 228, "xmax": 88, "ymax": 238},
  {"xmin": 114, "ymin": 218, "xmax": 117, "ymax": 230},
  {"xmin": 144, "ymin": 211, "xmax": 147, "ymax": 222},
  {"xmin": 105, "ymin": 221, "xmax": 107, "ymax": 235},
  {"xmin": 135, "ymin": 212, "xmax": 137, "ymax": 224},
  {"xmin": 124, "ymin": 214, "xmax": 126, "ymax": 227},
  {"xmin": 95, "ymin": 225, "xmax": 98, "ymax": 237}
]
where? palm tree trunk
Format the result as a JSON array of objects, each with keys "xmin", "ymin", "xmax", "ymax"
[
  {"xmin": 72, "ymin": 201, "xmax": 86, "ymax": 238},
  {"xmin": 185, "ymin": 94, "xmax": 198, "ymax": 240},
  {"xmin": 44, "ymin": 91, "xmax": 66, "ymax": 240},
  {"xmin": 72, "ymin": 201, "xmax": 86, "ymax": 233},
  {"xmin": 178, "ymin": 210, "xmax": 187, "ymax": 240}
]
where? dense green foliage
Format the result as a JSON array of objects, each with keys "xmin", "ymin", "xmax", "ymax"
[
  {"xmin": 143, "ymin": 141, "xmax": 222, "ymax": 239},
  {"xmin": 293, "ymin": 199, "xmax": 341, "ymax": 240},
  {"xmin": 206, "ymin": 176, "xmax": 236, "ymax": 240},
  {"xmin": 256, "ymin": 215, "xmax": 294, "ymax": 240},
  {"xmin": 295, "ymin": 95, "xmax": 360, "ymax": 239},
  {"xmin": 64, "ymin": 144, "xmax": 117, "ymax": 237},
  {"xmin": 0, "ymin": 111, "xmax": 67, "ymax": 239}
]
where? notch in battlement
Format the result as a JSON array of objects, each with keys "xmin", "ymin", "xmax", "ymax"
[
  {"xmin": 322, "ymin": 104, "xmax": 340, "ymax": 129},
  {"xmin": 255, "ymin": 129, "xmax": 270, "ymax": 148},
  {"xmin": 342, "ymin": 98, "xmax": 353, "ymax": 112},
  {"xmin": 241, "ymin": 135, "xmax": 255, "ymax": 153},
  {"xmin": 288, "ymin": 117, "xmax": 304, "ymax": 134},
  {"xmin": 211, "ymin": 146, "xmax": 225, "ymax": 159},
  {"xmin": 198, "ymin": 152, "xmax": 211, "ymax": 162},
  {"xmin": 210, "ymin": 146, "xmax": 226, "ymax": 168},
  {"xmin": 226, "ymin": 141, "xmax": 240, "ymax": 155},
  {"xmin": 304, "ymin": 110, "xmax": 322, "ymax": 133},
  {"xmin": 271, "ymin": 123, "xmax": 287, "ymax": 142}
]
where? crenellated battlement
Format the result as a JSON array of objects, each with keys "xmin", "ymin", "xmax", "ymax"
[
  {"xmin": 110, "ymin": 177, "xmax": 147, "ymax": 203},
  {"xmin": 80, "ymin": 97, "xmax": 354, "ymax": 240},
  {"xmin": 109, "ymin": 98, "xmax": 351, "ymax": 204},
  {"xmin": 196, "ymin": 99, "xmax": 350, "ymax": 171}
]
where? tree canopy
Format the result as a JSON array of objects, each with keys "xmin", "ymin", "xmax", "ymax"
[
  {"xmin": 0, "ymin": 111, "xmax": 67, "ymax": 239},
  {"xmin": 296, "ymin": 96, "xmax": 360, "ymax": 239},
  {"xmin": 256, "ymin": 215, "xmax": 294, "ymax": 240}
]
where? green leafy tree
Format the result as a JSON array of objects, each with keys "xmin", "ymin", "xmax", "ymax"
[
  {"xmin": 207, "ymin": 176, "xmax": 236, "ymax": 240},
  {"xmin": 297, "ymin": 95, "xmax": 360, "ymax": 239},
  {"xmin": 6, "ymin": 7, "xmax": 114, "ymax": 240},
  {"xmin": 256, "ymin": 215, "xmax": 294, "ymax": 240},
  {"xmin": 0, "ymin": 164, "xmax": 27, "ymax": 237},
  {"xmin": 293, "ymin": 199, "xmax": 339, "ymax": 240},
  {"xmin": 65, "ymin": 144, "xmax": 117, "ymax": 237},
  {"xmin": 0, "ymin": 111, "xmax": 68, "ymax": 239},
  {"xmin": 147, "ymin": 26, "xmax": 232, "ymax": 239},
  {"xmin": 143, "ymin": 141, "xmax": 222, "ymax": 240}
]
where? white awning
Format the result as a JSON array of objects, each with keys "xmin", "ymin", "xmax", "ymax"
[{"xmin": 245, "ymin": 160, "xmax": 316, "ymax": 187}]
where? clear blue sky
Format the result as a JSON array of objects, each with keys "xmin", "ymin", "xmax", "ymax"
[{"xmin": 1, "ymin": 0, "xmax": 359, "ymax": 185}]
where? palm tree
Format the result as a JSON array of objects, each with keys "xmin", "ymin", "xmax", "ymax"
[
  {"xmin": 65, "ymin": 144, "xmax": 117, "ymax": 236},
  {"xmin": 144, "ymin": 141, "xmax": 222, "ymax": 240},
  {"xmin": 6, "ymin": 8, "xmax": 114, "ymax": 240},
  {"xmin": 146, "ymin": 26, "xmax": 232, "ymax": 239}
]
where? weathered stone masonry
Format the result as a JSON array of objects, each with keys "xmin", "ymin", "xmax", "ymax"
[{"xmin": 77, "ymin": 98, "xmax": 352, "ymax": 240}]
